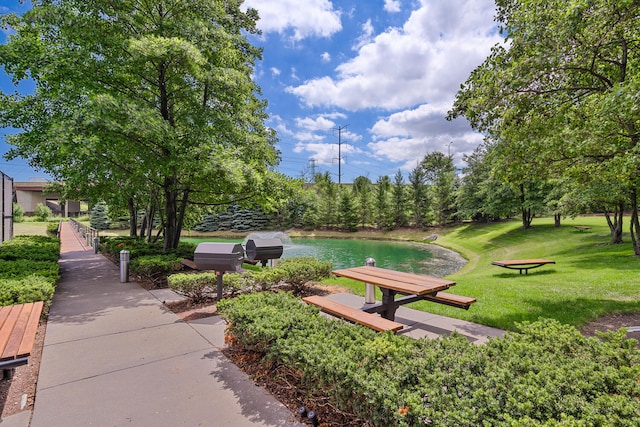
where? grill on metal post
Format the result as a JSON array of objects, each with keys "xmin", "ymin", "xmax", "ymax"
[
  {"xmin": 193, "ymin": 243, "xmax": 244, "ymax": 300},
  {"xmin": 245, "ymin": 238, "xmax": 283, "ymax": 267}
]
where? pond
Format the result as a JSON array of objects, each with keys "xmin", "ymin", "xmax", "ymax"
[{"xmin": 183, "ymin": 232, "xmax": 466, "ymax": 278}]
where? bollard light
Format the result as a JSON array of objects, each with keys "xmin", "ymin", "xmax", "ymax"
[
  {"xmin": 119, "ymin": 250, "xmax": 130, "ymax": 283},
  {"xmin": 297, "ymin": 405, "xmax": 307, "ymax": 418},
  {"xmin": 365, "ymin": 257, "xmax": 376, "ymax": 304},
  {"xmin": 307, "ymin": 410, "xmax": 319, "ymax": 427}
]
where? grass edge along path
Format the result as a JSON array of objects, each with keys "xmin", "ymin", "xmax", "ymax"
[{"xmin": 325, "ymin": 216, "xmax": 640, "ymax": 331}]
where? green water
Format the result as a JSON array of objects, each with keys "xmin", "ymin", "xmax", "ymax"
[{"xmin": 183, "ymin": 236, "xmax": 464, "ymax": 277}]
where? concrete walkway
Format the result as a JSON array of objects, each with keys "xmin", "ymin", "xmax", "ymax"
[
  {"xmin": 1, "ymin": 223, "xmax": 504, "ymax": 426},
  {"xmin": 19, "ymin": 223, "xmax": 304, "ymax": 427}
]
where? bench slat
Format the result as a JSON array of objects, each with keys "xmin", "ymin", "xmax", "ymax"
[
  {"xmin": 492, "ymin": 259, "xmax": 555, "ymax": 267},
  {"xmin": 332, "ymin": 267, "xmax": 453, "ymax": 295},
  {"xmin": 18, "ymin": 301, "xmax": 43, "ymax": 358},
  {"xmin": 423, "ymin": 292, "xmax": 476, "ymax": 309},
  {"xmin": 0, "ymin": 306, "xmax": 22, "ymax": 361},
  {"xmin": 302, "ymin": 295, "xmax": 403, "ymax": 332}
]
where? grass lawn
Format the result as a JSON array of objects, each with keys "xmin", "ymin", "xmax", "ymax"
[{"xmin": 324, "ymin": 216, "xmax": 640, "ymax": 331}]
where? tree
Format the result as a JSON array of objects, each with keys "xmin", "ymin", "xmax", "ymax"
[
  {"xmin": 392, "ymin": 170, "xmax": 408, "ymax": 228},
  {"xmin": 338, "ymin": 189, "xmax": 359, "ymax": 232},
  {"xmin": 408, "ymin": 164, "xmax": 429, "ymax": 228},
  {"xmin": 450, "ymin": 0, "xmax": 640, "ymax": 253},
  {"xmin": 352, "ymin": 175, "xmax": 373, "ymax": 228},
  {"xmin": 421, "ymin": 152, "xmax": 456, "ymax": 227},
  {"xmin": 314, "ymin": 172, "xmax": 337, "ymax": 228},
  {"xmin": 374, "ymin": 175, "xmax": 393, "ymax": 230},
  {"xmin": 90, "ymin": 201, "xmax": 110, "ymax": 231},
  {"xmin": 0, "ymin": 0, "xmax": 284, "ymax": 249}
]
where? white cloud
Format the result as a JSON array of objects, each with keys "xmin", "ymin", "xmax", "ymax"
[
  {"xmin": 270, "ymin": 67, "xmax": 281, "ymax": 76},
  {"xmin": 353, "ymin": 19, "xmax": 375, "ymax": 50},
  {"xmin": 244, "ymin": 0, "xmax": 342, "ymax": 41},
  {"xmin": 287, "ymin": 0, "xmax": 500, "ymax": 110},
  {"xmin": 294, "ymin": 142, "xmax": 362, "ymax": 166},
  {"xmin": 321, "ymin": 52, "xmax": 331, "ymax": 62},
  {"xmin": 384, "ymin": 0, "xmax": 401, "ymax": 13}
]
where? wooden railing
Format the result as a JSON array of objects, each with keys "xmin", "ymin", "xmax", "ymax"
[{"xmin": 69, "ymin": 218, "xmax": 99, "ymax": 251}]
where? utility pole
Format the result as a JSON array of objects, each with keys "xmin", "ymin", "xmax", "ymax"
[
  {"xmin": 447, "ymin": 141, "xmax": 453, "ymax": 158},
  {"xmin": 334, "ymin": 125, "xmax": 349, "ymax": 184}
]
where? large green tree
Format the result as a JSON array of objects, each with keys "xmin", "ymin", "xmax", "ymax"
[
  {"xmin": 450, "ymin": 0, "xmax": 640, "ymax": 253},
  {"xmin": 0, "ymin": 0, "xmax": 284, "ymax": 249}
]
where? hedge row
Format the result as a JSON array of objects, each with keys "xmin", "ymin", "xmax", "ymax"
[
  {"xmin": 168, "ymin": 257, "xmax": 332, "ymax": 302},
  {"xmin": 0, "ymin": 235, "xmax": 60, "ymax": 305},
  {"xmin": 218, "ymin": 292, "xmax": 640, "ymax": 427}
]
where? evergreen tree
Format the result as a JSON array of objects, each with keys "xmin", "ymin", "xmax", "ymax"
[
  {"xmin": 90, "ymin": 202, "xmax": 110, "ymax": 230},
  {"xmin": 392, "ymin": 170, "xmax": 408, "ymax": 228},
  {"xmin": 338, "ymin": 190, "xmax": 359, "ymax": 232}
]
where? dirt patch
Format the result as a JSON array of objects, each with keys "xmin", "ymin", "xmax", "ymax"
[{"xmin": 580, "ymin": 312, "xmax": 640, "ymax": 347}]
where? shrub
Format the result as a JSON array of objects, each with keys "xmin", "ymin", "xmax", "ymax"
[
  {"xmin": 46, "ymin": 221, "xmax": 61, "ymax": 236},
  {"xmin": 129, "ymin": 255, "xmax": 183, "ymax": 286},
  {"xmin": 0, "ymin": 235, "xmax": 60, "ymax": 262},
  {"xmin": 0, "ymin": 275, "xmax": 55, "ymax": 305},
  {"xmin": 90, "ymin": 201, "xmax": 110, "ymax": 230},
  {"xmin": 34, "ymin": 203, "xmax": 52, "ymax": 221},
  {"xmin": 218, "ymin": 292, "xmax": 640, "ymax": 427},
  {"xmin": 168, "ymin": 272, "xmax": 218, "ymax": 302},
  {"xmin": 12, "ymin": 203, "xmax": 24, "ymax": 223},
  {"xmin": 275, "ymin": 257, "xmax": 332, "ymax": 291}
]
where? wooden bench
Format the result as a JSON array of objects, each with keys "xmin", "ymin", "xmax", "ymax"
[
  {"xmin": 574, "ymin": 226, "xmax": 591, "ymax": 232},
  {"xmin": 302, "ymin": 295, "xmax": 403, "ymax": 332},
  {"xmin": 0, "ymin": 301, "xmax": 44, "ymax": 379},
  {"xmin": 492, "ymin": 259, "xmax": 555, "ymax": 275},
  {"xmin": 421, "ymin": 292, "xmax": 476, "ymax": 310}
]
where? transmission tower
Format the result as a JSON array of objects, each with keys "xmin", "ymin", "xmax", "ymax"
[{"xmin": 334, "ymin": 125, "xmax": 349, "ymax": 184}]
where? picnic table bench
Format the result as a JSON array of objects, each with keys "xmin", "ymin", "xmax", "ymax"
[
  {"xmin": 491, "ymin": 259, "xmax": 555, "ymax": 275},
  {"xmin": 303, "ymin": 266, "xmax": 476, "ymax": 333},
  {"xmin": 0, "ymin": 301, "xmax": 44, "ymax": 379}
]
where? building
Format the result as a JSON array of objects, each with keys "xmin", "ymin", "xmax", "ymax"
[{"xmin": 14, "ymin": 181, "xmax": 81, "ymax": 217}]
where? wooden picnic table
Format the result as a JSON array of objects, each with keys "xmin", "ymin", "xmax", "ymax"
[
  {"xmin": 332, "ymin": 266, "xmax": 473, "ymax": 320},
  {"xmin": 491, "ymin": 259, "xmax": 555, "ymax": 275}
]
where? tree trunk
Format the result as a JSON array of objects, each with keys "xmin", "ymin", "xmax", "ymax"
[
  {"xmin": 519, "ymin": 184, "xmax": 532, "ymax": 230},
  {"xmin": 630, "ymin": 188, "xmax": 640, "ymax": 256},
  {"xmin": 128, "ymin": 197, "xmax": 137, "ymax": 237},
  {"xmin": 604, "ymin": 203, "xmax": 624, "ymax": 244},
  {"xmin": 554, "ymin": 213, "xmax": 561, "ymax": 227},
  {"xmin": 163, "ymin": 177, "xmax": 178, "ymax": 250}
]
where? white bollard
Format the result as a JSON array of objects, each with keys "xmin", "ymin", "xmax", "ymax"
[{"xmin": 365, "ymin": 257, "xmax": 376, "ymax": 304}]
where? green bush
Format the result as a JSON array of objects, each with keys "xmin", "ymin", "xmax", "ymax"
[
  {"xmin": 275, "ymin": 257, "xmax": 332, "ymax": 291},
  {"xmin": 12, "ymin": 203, "xmax": 24, "ymax": 223},
  {"xmin": 46, "ymin": 221, "xmax": 61, "ymax": 236},
  {"xmin": 34, "ymin": 203, "xmax": 52, "ymax": 221},
  {"xmin": 218, "ymin": 292, "xmax": 640, "ymax": 427},
  {"xmin": 0, "ymin": 235, "xmax": 60, "ymax": 262},
  {"xmin": 0, "ymin": 275, "xmax": 55, "ymax": 305},
  {"xmin": 129, "ymin": 254, "xmax": 183, "ymax": 277},
  {"xmin": 168, "ymin": 272, "xmax": 218, "ymax": 302}
]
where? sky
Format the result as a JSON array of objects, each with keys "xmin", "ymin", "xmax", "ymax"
[{"xmin": 0, "ymin": 0, "xmax": 502, "ymax": 183}]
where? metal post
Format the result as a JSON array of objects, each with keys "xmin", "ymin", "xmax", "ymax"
[
  {"xmin": 365, "ymin": 257, "xmax": 376, "ymax": 304},
  {"xmin": 119, "ymin": 250, "xmax": 130, "ymax": 283},
  {"xmin": 93, "ymin": 236, "xmax": 99, "ymax": 254},
  {"xmin": 216, "ymin": 271, "xmax": 224, "ymax": 301}
]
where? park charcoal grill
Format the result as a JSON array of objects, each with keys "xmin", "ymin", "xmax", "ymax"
[
  {"xmin": 193, "ymin": 242, "xmax": 244, "ymax": 272},
  {"xmin": 245, "ymin": 238, "xmax": 283, "ymax": 267},
  {"xmin": 193, "ymin": 242, "xmax": 244, "ymax": 301}
]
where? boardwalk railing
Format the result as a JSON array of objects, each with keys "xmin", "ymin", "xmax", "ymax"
[{"xmin": 69, "ymin": 218, "xmax": 99, "ymax": 251}]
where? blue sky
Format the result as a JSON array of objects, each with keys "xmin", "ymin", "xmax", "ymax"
[{"xmin": 0, "ymin": 0, "xmax": 501, "ymax": 183}]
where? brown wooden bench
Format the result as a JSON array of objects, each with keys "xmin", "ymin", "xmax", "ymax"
[
  {"xmin": 302, "ymin": 295, "xmax": 403, "ymax": 332},
  {"xmin": 492, "ymin": 259, "xmax": 555, "ymax": 275},
  {"xmin": 0, "ymin": 301, "xmax": 44, "ymax": 379},
  {"xmin": 421, "ymin": 292, "xmax": 476, "ymax": 310}
]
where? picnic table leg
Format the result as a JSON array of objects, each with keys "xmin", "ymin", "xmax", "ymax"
[{"xmin": 380, "ymin": 288, "xmax": 398, "ymax": 321}]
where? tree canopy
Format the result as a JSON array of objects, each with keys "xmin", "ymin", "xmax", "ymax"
[
  {"xmin": 0, "ymin": 0, "xmax": 287, "ymax": 248},
  {"xmin": 450, "ymin": 0, "xmax": 640, "ymax": 253}
]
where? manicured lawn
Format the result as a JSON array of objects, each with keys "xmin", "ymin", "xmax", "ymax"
[{"xmin": 325, "ymin": 216, "xmax": 640, "ymax": 331}]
